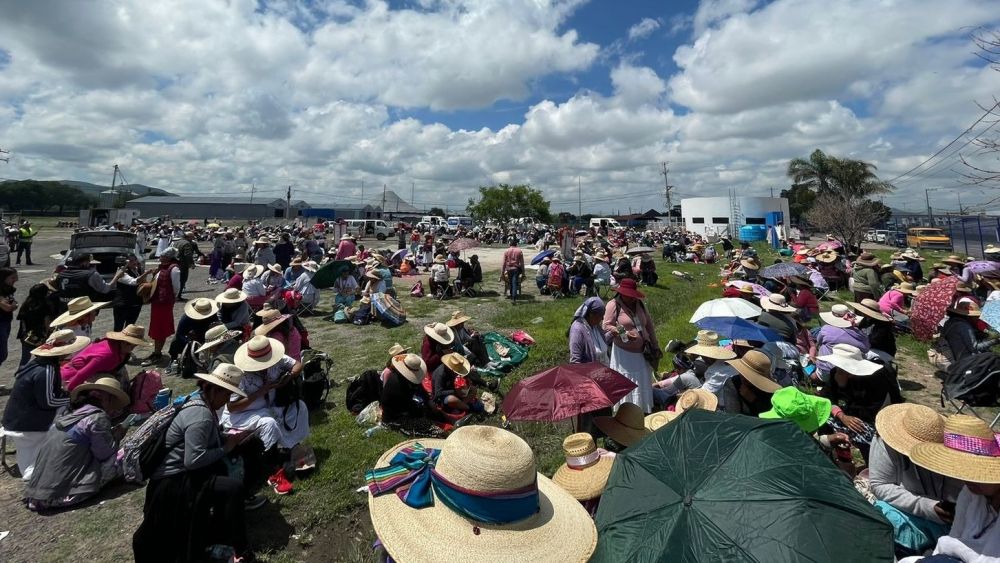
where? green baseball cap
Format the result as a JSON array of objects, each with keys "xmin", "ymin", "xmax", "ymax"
[{"xmin": 759, "ymin": 387, "xmax": 832, "ymax": 433}]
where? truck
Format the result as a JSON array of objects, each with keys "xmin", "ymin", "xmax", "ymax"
[{"xmin": 79, "ymin": 208, "xmax": 140, "ymax": 228}]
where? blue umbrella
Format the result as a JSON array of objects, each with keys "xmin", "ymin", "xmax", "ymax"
[
  {"xmin": 530, "ymin": 249, "xmax": 556, "ymax": 265},
  {"xmin": 695, "ymin": 316, "xmax": 782, "ymax": 342},
  {"xmin": 982, "ymin": 300, "xmax": 1000, "ymax": 331},
  {"xmin": 760, "ymin": 262, "xmax": 807, "ymax": 279}
]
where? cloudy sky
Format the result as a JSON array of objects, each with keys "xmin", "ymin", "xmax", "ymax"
[{"xmin": 0, "ymin": 0, "xmax": 998, "ymax": 215}]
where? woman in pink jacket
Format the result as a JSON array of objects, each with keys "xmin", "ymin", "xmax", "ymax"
[
  {"xmin": 601, "ymin": 279, "xmax": 660, "ymax": 413},
  {"xmin": 61, "ymin": 325, "xmax": 151, "ymax": 390}
]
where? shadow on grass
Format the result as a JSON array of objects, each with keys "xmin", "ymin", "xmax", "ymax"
[
  {"xmin": 34, "ymin": 480, "xmax": 144, "ymax": 517},
  {"xmin": 899, "ymin": 379, "xmax": 926, "ymax": 391}
]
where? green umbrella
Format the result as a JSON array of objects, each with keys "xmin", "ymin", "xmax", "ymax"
[
  {"xmin": 593, "ymin": 409, "xmax": 892, "ymax": 562},
  {"xmin": 310, "ymin": 259, "xmax": 352, "ymax": 289}
]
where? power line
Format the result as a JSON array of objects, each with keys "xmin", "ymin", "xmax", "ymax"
[{"xmin": 894, "ymin": 118, "xmax": 1000, "ymax": 187}]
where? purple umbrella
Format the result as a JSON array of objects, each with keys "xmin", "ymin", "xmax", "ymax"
[
  {"xmin": 965, "ymin": 261, "xmax": 1000, "ymax": 275},
  {"xmin": 728, "ymin": 280, "xmax": 771, "ymax": 297},
  {"xmin": 760, "ymin": 262, "xmax": 807, "ymax": 279}
]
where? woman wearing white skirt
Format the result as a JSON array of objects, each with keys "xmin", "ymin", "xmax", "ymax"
[
  {"xmin": 602, "ymin": 279, "xmax": 660, "ymax": 413},
  {"xmin": 153, "ymin": 229, "xmax": 171, "ymax": 258}
]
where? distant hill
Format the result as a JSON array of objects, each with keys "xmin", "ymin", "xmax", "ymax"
[{"xmin": 58, "ymin": 180, "xmax": 174, "ymax": 197}]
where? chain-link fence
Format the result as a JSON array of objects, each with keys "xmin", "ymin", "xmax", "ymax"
[{"xmin": 882, "ymin": 215, "xmax": 1000, "ymax": 257}]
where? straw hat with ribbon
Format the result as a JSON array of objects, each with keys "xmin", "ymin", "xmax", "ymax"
[
  {"xmin": 50, "ymin": 296, "xmax": 110, "ymax": 328},
  {"xmin": 613, "ymin": 278, "xmax": 645, "ymax": 300},
  {"xmin": 387, "ymin": 343, "xmax": 410, "ymax": 357},
  {"xmin": 760, "ymin": 293, "xmax": 796, "ymax": 313},
  {"xmin": 196, "ymin": 324, "xmax": 242, "ymax": 355},
  {"xmin": 424, "ymin": 322, "xmax": 455, "ymax": 345},
  {"xmin": 644, "ymin": 411, "xmax": 679, "ymax": 431},
  {"xmin": 910, "ymin": 415, "xmax": 1000, "ymax": 484},
  {"xmin": 594, "ymin": 403, "xmax": 649, "ymax": 447},
  {"xmin": 234, "ymin": 335, "xmax": 286, "ymax": 372},
  {"xmin": 685, "ymin": 330, "xmax": 736, "ymax": 360},
  {"xmin": 551, "ymin": 433, "xmax": 614, "ymax": 501},
  {"xmin": 441, "ymin": 353, "xmax": 471, "ymax": 376},
  {"xmin": 855, "ymin": 252, "xmax": 880, "ymax": 267},
  {"xmin": 105, "ymin": 324, "xmax": 152, "ymax": 347},
  {"xmin": 71, "ymin": 376, "xmax": 131, "ymax": 410},
  {"xmin": 851, "ymin": 299, "xmax": 891, "ymax": 322},
  {"xmin": 820, "ymin": 303, "xmax": 856, "ymax": 328},
  {"xmin": 726, "ymin": 350, "xmax": 781, "ymax": 394},
  {"xmin": 675, "ymin": 389, "xmax": 719, "ymax": 414},
  {"xmin": 194, "ymin": 363, "xmax": 247, "ymax": 398},
  {"xmin": 32, "ymin": 329, "xmax": 91, "ymax": 357},
  {"xmin": 759, "ymin": 387, "xmax": 831, "ymax": 433},
  {"xmin": 365, "ymin": 426, "xmax": 597, "ymax": 563},
  {"xmin": 391, "ymin": 353, "xmax": 427, "ymax": 385},
  {"xmin": 817, "ymin": 343, "xmax": 880, "ymax": 376},
  {"xmin": 446, "ymin": 310, "xmax": 472, "ymax": 327},
  {"xmin": 942, "ymin": 255, "xmax": 965, "ymax": 267},
  {"xmin": 216, "ymin": 288, "xmax": 247, "ymax": 304},
  {"xmin": 875, "ymin": 403, "xmax": 944, "ymax": 457},
  {"xmin": 254, "ymin": 308, "xmax": 291, "ymax": 337},
  {"xmin": 184, "ymin": 297, "xmax": 220, "ymax": 321}
]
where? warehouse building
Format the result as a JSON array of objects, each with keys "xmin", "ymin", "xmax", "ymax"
[
  {"xmin": 129, "ymin": 196, "xmax": 311, "ymax": 220},
  {"xmin": 681, "ymin": 196, "xmax": 789, "ymax": 237}
]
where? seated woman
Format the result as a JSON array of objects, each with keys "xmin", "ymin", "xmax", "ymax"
[
  {"xmin": 568, "ymin": 254, "xmax": 594, "ymax": 295},
  {"xmin": 255, "ymin": 308, "xmax": 302, "ymax": 361},
  {"xmin": 446, "ymin": 310, "xmax": 488, "ymax": 367},
  {"xmin": 853, "ymin": 299, "xmax": 897, "ymax": 361},
  {"xmin": 593, "ymin": 252, "xmax": 611, "ymax": 289},
  {"xmin": 431, "ymin": 353, "xmax": 483, "ymax": 415},
  {"xmin": 428, "ymin": 255, "xmax": 450, "ymax": 296},
  {"xmin": 240, "ymin": 265, "xmax": 268, "ymax": 310},
  {"xmin": 61, "ymin": 324, "xmax": 151, "ymax": 391},
  {"xmin": 195, "ymin": 323, "xmax": 243, "ymax": 371},
  {"xmin": 879, "ymin": 282, "xmax": 916, "ymax": 328},
  {"xmin": 24, "ymin": 376, "xmax": 130, "ymax": 511},
  {"xmin": 814, "ymin": 304, "xmax": 870, "ymax": 380},
  {"xmin": 638, "ymin": 255, "xmax": 657, "ymax": 286},
  {"xmin": 612, "ymin": 255, "xmax": 633, "ymax": 283},
  {"xmin": 721, "ymin": 350, "xmax": 782, "ymax": 416},
  {"xmin": 379, "ymin": 353, "xmax": 444, "ymax": 437},
  {"xmin": 334, "ymin": 268, "xmax": 359, "ymax": 309},
  {"xmin": 168, "ymin": 298, "xmax": 220, "ymax": 376},
  {"xmin": 790, "ymin": 276, "xmax": 818, "ymax": 321},
  {"xmin": 362, "ymin": 268, "xmax": 386, "ymax": 296},
  {"xmin": 535, "ymin": 257, "xmax": 552, "ymax": 292},
  {"xmin": 551, "ymin": 433, "xmax": 615, "ymax": 518},
  {"xmin": 421, "ymin": 322, "xmax": 455, "ymax": 376},
  {"xmin": 216, "ymin": 288, "xmax": 251, "ymax": 337}
]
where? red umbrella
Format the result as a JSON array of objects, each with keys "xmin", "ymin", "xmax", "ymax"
[
  {"xmin": 501, "ymin": 362, "xmax": 637, "ymax": 422},
  {"xmin": 447, "ymin": 237, "xmax": 479, "ymax": 252},
  {"xmin": 910, "ymin": 276, "xmax": 959, "ymax": 341}
]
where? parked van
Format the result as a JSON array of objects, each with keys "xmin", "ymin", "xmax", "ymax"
[
  {"xmin": 347, "ymin": 219, "xmax": 394, "ymax": 240},
  {"xmin": 906, "ymin": 227, "xmax": 953, "ymax": 250},
  {"xmin": 589, "ymin": 217, "xmax": 622, "ymax": 231},
  {"xmin": 446, "ymin": 216, "xmax": 474, "ymax": 232}
]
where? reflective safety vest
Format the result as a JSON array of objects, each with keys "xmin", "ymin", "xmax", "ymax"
[{"xmin": 19, "ymin": 227, "xmax": 36, "ymax": 242}]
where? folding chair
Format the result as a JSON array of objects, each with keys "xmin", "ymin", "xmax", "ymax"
[
  {"xmin": 812, "ymin": 286, "xmax": 833, "ymax": 301},
  {"xmin": 941, "ymin": 372, "xmax": 1000, "ymax": 429}
]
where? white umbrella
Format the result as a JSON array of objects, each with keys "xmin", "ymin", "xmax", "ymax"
[{"xmin": 689, "ymin": 298, "xmax": 763, "ymax": 323}]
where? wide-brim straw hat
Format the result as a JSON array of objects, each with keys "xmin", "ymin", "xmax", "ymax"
[
  {"xmin": 675, "ymin": 389, "xmax": 719, "ymax": 414},
  {"xmin": 71, "ymin": 376, "xmax": 131, "ymax": 410},
  {"xmin": 369, "ymin": 427, "xmax": 597, "ymax": 563},
  {"xmin": 194, "ymin": 362, "xmax": 247, "ymax": 398},
  {"xmin": 910, "ymin": 415, "xmax": 1000, "ymax": 484},
  {"xmin": 446, "ymin": 310, "xmax": 472, "ymax": 327},
  {"xmin": 391, "ymin": 353, "xmax": 427, "ymax": 384},
  {"xmin": 739, "ymin": 259, "xmax": 759, "ymax": 270},
  {"xmin": 875, "ymin": 404, "xmax": 944, "ymax": 457},
  {"xmin": 105, "ymin": 324, "xmax": 152, "ymax": 347},
  {"xmin": 726, "ymin": 350, "xmax": 780, "ymax": 394},
  {"xmin": 50, "ymin": 296, "xmax": 110, "ymax": 327},
  {"xmin": 254, "ymin": 310, "xmax": 291, "ymax": 337},
  {"xmin": 387, "ymin": 343, "xmax": 410, "ymax": 357},
  {"xmin": 685, "ymin": 330, "xmax": 736, "ymax": 360},
  {"xmin": 816, "ymin": 251, "xmax": 838, "ymax": 263},
  {"xmin": 441, "ymin": 353, "xmax": 471, "ymax": 376},
  {"xmin": 850, "ymin": 300, "xmax": 891, "ymax": 322},
  {"xmin": 242, "ymin": 264, "xmax": 263, "ymax": 279},
  {"xmin": 32, "ymin": 329, "xmax": 91, "ymax": 357},
  {"xmin": 266, "ymin": 263, "xmax": 283, "ymax": 276},
  {"xmin": 644, "ymin": 411, "xmax": 680, "ymax": 431},
  {"xmin": 424, "ymin": 322, "xmax": 455, "ymax": 345},
  {"xmin": 760, "ymin": 293, "xmax": 796, "ymax": 313},
  {"xmin": 855, "ymin": 253, "xmax": 880, "ymax": 267},
  {"xmin": 253, "ymin": 238, "xmax": 270, "ymax": 245},
  {"xmin": 551, "ymin": 433, "xmax": 614, "ymax": 501},
  {"xmin": 302, "ymin": 261, "xmax": 319, "ymax": 273},
  {"xmin": 942, "ymin": 255, "xmax": 965, "ymax": 267},
  {"xmin": 234, "ymin": 335, "xmax": 286, "ymax": 372},
  {"xmin": 184, "ymin": 297, "xmax": 220, "ymax": 320},
  {"xmin": 594, "ymin": 403, "xmax": 649, "ymax": 447},
  {"xmin": 216, "ymin": 288, "xmax": 248, "ymax": 304},
  {"xmin": 196, "ymin": 326, "xmax": 241, "ymax": 355},
  {"xmin": 949, "ymin": 301, "xmax": 981, "ymax": 317},
  {"xmin": 820, "ymin": 303, "xmax": 855, "ymax": 328},
  {"xmin": 896, "ymin": 282, "xmax": 917, "ymax": 295},
  {"xmin": 817, "ymin": 343, "xmax": 880, "ymax": 376}
]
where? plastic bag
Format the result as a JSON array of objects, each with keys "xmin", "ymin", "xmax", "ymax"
[
  {"xmin": 511, "ymin": 329, "xmax": 536, "ymax": 346},
  {"xmin": 410, "ymin": 280, "xmax": 424, "ymax": 297},
  {"xmin": 355, "ymin": 400, "xmax": 382, "ymax": 427}
]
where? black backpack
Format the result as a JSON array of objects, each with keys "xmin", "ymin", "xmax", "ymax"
[
  {"xmin": 301, "ymin": 349, "xmax": 333, "ymax": 410},
  {"xmin": 121, "ymin": 395, "xmax": 207, "ymax": 483},
  {"xmin": 345, "ymin": 369, "xmax": 383, "ymax": 415}
]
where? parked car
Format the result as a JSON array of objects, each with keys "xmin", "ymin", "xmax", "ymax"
[
  {"xmin": 892, "ymin": 232, "xmax": 907, "ymax": 248},
  {"xmin": 59, "ymin": 231, "xmax": 145, "ymax": 280},
  {"xmin": 906, "ymin": 227, "xmax": 953, "ymax": 251}
]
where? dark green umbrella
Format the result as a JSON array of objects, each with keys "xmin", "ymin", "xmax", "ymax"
[
  {"xmin": 310, "ymin": 259, "xmax": 352, "ymax": 289},
  {"xmin": 593, "ymin": 409, "xmax": 892, "ymax": 562}
]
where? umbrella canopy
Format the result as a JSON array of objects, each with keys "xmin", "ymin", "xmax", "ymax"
[
  {"xmin": 626, "ymin": 246, "xmax": 654, "ymax": 255},
  {"xmin": 530, "ymin": 249, "xmax": 557, "ymax": 265},
  {"xmin": 910, "ymin": 276, "xmax": 959, "ymax": 341},
  {"xmin": 965, "ymin": 260, "xmax": 1000, "ymax": 275},
  {"xmin": 689, "ymin": 298, "xmax": 762, "ymax": 323},
  {"xmin": 593, "ymin": 409, "xmax": 893, "ymax": 562},
  {"xmin": 207, "ymin": 222, "xmax": 221, "ymax": 229},
  {"xmin": 760, "ymin": 262, "xmax": 807, "ymax": 279},
  {"xmin": 501, "ymin": 363, "xmax": 636, "ymax": 422},
  {"xmin": 390, "ymin": 248, "xmax": 408, "ymax": 264},
  {"xmin": 448, "ymin": 237, "xmax": 479, "ymax": 252},
  {"xmin": 983, "ymin": 300, "xmax": 1000, "ymax": 331},
  {"xmin": 694, "ymin": 316, "xmax": 782, "ymax": 342},
  {"xmin": 816, "ymin": 240, "xmax": 843, "ymax": 251},
  {"xmin": 726, "ymin": 280, "xmax": 771, "ymax": 297},
  {"xmin": 310, "ymin": 259, "xmax": 353, "ymax": 289}
]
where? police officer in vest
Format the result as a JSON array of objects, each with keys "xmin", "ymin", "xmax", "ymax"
[
  {"xmin": 54, "ymin": 253, "xmax": 120, "ymax": 312},
  {"xmin": 17, "ymin": 220, "xmax": 37, "ymax": 265}
]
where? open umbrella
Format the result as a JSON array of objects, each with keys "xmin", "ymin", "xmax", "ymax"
[
  {"xmin": 626, "ymin": 246, "xmax": 654, "ymax": 255},
  {"xmin": 530, "ymin": 249, "xmax": 556, "ymax": 265},
  {"xmin": 310, "ymin": 259, "xmax": 352, "ymax": 289},
  {"xmin": 593, "ymin": 409, "xmax": 893, "ymax": 562},
  {"xmin": 726, "ymin": 280, "xmax": 771, "ymax": 297},
  {"xmin": 501, "ymin": 362, "xmax": 636, "ymax": 422},
  {"xmin": 689, "ymin": 298, "xmax": 762, "ymax": 323},
  {"xmin": 448, "ymin": 237, "xmax": 479, "ymax": 252},
  {"xmin": 760, "ymin": 262, "xmax": 807, "ymax": 279},
  {"xmin": 694, "ymin": 316, "xmax": 782, "ymax": 342},
  {"xmin": 390, "ymin": 249, "xmax": 408, "ymax": 266},
  {"xmin": 816, "ymin": 240, "xmax": 843, "ymax": 251},
  {"xmin": 965, "ymin": 260, "xmax": 1000, "ymax": 275},
  {"xmin": 982, "ymin": 299, "xmax": 1000, "ymax": 331},
  {"xmin": 910, "ymin": 276, "xmax": 959, "ymax": 341}
]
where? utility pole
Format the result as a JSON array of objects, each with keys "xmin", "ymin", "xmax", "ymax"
[
  {"xmin": 925, "ymin": 188, "xmax": 934, "ymax": 223},
  {"xmin": 770, "ymin": 186, "xmax": 774, "ymax": 198},
  {"xmin": 577, "ymin": 176, "xmax": 582, "ymax": 227},
  {"xmin": 250, "ymin": 183, "xmax": 255, "ymax": 204},
  {"xmin": 661, "ymin": 162, "xmax": 674, "ymax": 228},
  {"xmin": 382, "ymin": 184, "xmax": 387, "ymax": 220},
  {"xmin": 286, "ymin": 185, "xmax": 292, "ymax": 220}
]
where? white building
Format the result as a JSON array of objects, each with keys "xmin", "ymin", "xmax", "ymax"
[{"xmin": 680, "ymin": 196, "xmax": 790, "ymax": 237}]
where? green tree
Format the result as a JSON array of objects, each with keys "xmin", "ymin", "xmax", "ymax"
[
  {"xmin": 428, "ymin": 207, "xmax": 446, "ymax": 218},
  {"xmin": 0, "ymin": 180, "xmax": 96, "ymax": 212},
  {"xmin": 467, "ymin": 184, "xmax": 551, "ymax": 225},
  {"xmin": 779, "ymin": 184, "xmax": 817, "ymax": 223},
  {"xmin": 787, "ymin": 149, "xmax": 837, "ymax": 193}
]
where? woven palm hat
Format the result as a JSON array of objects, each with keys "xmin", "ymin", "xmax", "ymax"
[
  {"xmin": 875, "ymin": 404, "xmax": 944, "ymax": 457},
  {"xmin": 387, "ymin": 342, "xmax": 410, "ymax": 357},
  {"xmin": 594, "ymin": 403, "xmax": 649, "ymax": 447},
  {"xmin": 105, "ymin": 324, "xmax": 152, "ymax": 347},
  {"xmin": 50, "ymin": 296, "xmax": 110, "ymax": 327},
  {"xmin": 739, "ymin": 258, "xmax": 758, "ymax": 270},
  {"xmin": 216, "ymin": 288, "xmax": 248, "ymax": 304},
  {"xmin": 194, "ymin": 363, "xmax": 247, "ymax": 398},
  {"xmin": 948, "ymin": 301, "xmax": 981, "ymax": 317},
  {"xmin": 644, "ymin": 410, "xmax": 680, "ymax": 431},
  {"xmin": 817, "ymin": 343, "xmax": 880, "ymax": 376},
  {"xmin": 910, "ymin": 415, "xmax": 1000, "ymax": 484},
  {"xmin": 184, "ymin": 297, "xmax": 220, "ymax": 320},
  {"xmin": 685, "ymin": 330, "xmax": 736, "ymax": 360},
  {"xmin": 242, "ymin": 264, "xmax": 263, "ymax": 279},
  {"xmin": 434, "ymin": 254, "xmax": 447, "ymax": 264},
  {"xmin": 254, "ymin": 309, "xmax": 291, "ymax": 337},
  {"xmin": 820, "ymin": 303, "xmax": 855, "ymax": 328},
  {"xmin": 895, "ymin": 282, "xmax": 917, "ymax": 295},
  {"xmin": 855, "ymin": 252, "xmax": 880, "ymax": 267},
  {"xmin": 942, "ymin": 255, "xmax": 965, "ymax": 267},
  {"xmin": 760, "ymin": 293, "xmax": 796, "ymax": 313},
  {"xmin": 551, "ymin": 433, "xmax": 614, "ymax": 501},
  {"xmin": 675, "ymin": 389, "xmax": 719, "ymax": 414},
  {"xmin": 446, "ymin": 310, "xmax": 472, "ymax": 327},
  {"xmin": 726, "ymin": 350, "xmax": 781, "ymax": 394},
  {"xmin": 196, "ymin": 325, "xmax": 242, "ymax": 355},
  {"xmin": 71, "ymin": 376, "xmax": 131, "ymax": 410},
  {"xmin": 441, "ymin": 353, "xmax": 471, "ymax": 376},
  {"xmin": 391, "ymin": 353, "xmax": 427, "ymax": 384},
  {"xmin": 302, "ymin": 261, "xmax": 319, "ymax": 273},
  {"xmin": 368, "ymin": 426, "xmax": 597, "ymax": 563},
  {"xmin": 234, "ymin": 335, "xmax": 285, "ymax": 372},
  {"xmin": 424, "ymin": 322, "xmax": 455, "ymax": 345},
  {"xmin": 851, "ymin": 299, "xmax": 891, "ymax": 322},
  {"xmin": 816, "ymin": 251, "xmax": 838, "ymax": 263},
  {"xmin": 266, "ymin": 263, "xmax": 283, "ymax": 276}
]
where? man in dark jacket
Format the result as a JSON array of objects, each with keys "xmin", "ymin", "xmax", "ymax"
[
  {"xmin": 54, "ymin": 253, "xmax": 118, "ymax": 312},
  {"xmin": 941, "ymin": 302, "xmax": 998, "ymax": 364},
  {"xmin": 756, "ymin": 294, "xmax": 799, "ymax": 344},
  {"xmin": 172, "ymin": 231, "xmax": 202, "ymax": 301}
]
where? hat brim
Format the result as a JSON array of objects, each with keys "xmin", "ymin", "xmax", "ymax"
[
  {"xmin": 817, "ymin": 354, "xmax": 880, "ymax": 376},
  {"xmin": 761, "ymin": 301, "xmax": 797, "ymax": 314},
  {"xmin": 105, "ymin": 331, "xmax": 152, "ymax": 347},
  {"xmin": 216, "ymin": 291, "xmax": 248, "ymax": 304},
  {"xmin": 31, "ymin": 335, "xmax": 91, "ymax": 357},
  {"xmin": 184, "ymin": 301, "xmax": 220, "ymax": 320},
  {"xmin": 726, "ymin": 359, "xmax": 781, "ymax": 394},
  {"xmin": 194, "ymin": 372, "xmax": 247, "ymax": 398},
  {"xmin": 50, "ymin": 301, "xmax": 110, "ymax": 327},
  {"xmin": 910, "ymin": 442, "xmax": 1000, "ymax": 484},
  {"xmin": 196, "ymin": 331, "xmax": 241, "ymax": 355},
  {"xmin": 849, "ymin": 301, "xmax": 891, "ymax": 322},
  {"xmin": 71, "ymin": 381, "xmax": 131, "ymax": 409},
  {"xmin": 874, "ymin": 404, "xmax": 932, "ymax": 457},
  {"xmin": 685, "ymin": 344, "xmax": 736, "ymax": 360},
  {"xmin": 613, "ymin": 286, "xmax": 646, "ymax": 300},
  {"xmin": 759, "ymin": 398, "xmax": 831, "ymax": 433},
  {"xmin": 370, "ymin": 439, "xmax": 598, "ymax": 563},
  {"xmin": 423, "ymin": 326, "xmax": 455, "ymax": 345},
  {"xmin": 551, "ymin": 455, "xmax": 615, "ymax": 501},
  {"xmin": 644, "ymin": 411, "xmax": 679, "ymax": 431},
  {"xmin": 446, "ymin": 315, "xmax": 472, "ymax": 327},
  {"xmin": 254, "ymin": 314, "xmax": 291, "ymax": 337},
  {"xmin": 942, "ymin": 259, "xmax": 965, "ymax": 267},
  {"xmin": 391, "ymin": 356, "xmax": 426, "ymax": 385},
  {"xmin": 819, "ymin": 312, "xmax": 853, "ymax": 328},
  {"xmin": 593, "ymin": 417, "xmax": 649, "ymax": 447},
  {"xmin": 233, "ymin": 338, "xmax": 286, "ymax": 372},
  {"xmin": 675, "ymin": 390, "xmax": 719, "ymax": 414}
]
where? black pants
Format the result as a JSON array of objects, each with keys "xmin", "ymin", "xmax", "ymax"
[
  {"xmin": 178, "ymin": 266, "xmax": 190, "ymax": 298},
  {"xmin": 16, "ymin": 242, "xmax": 32, "ymax": 264},
  {"xmin": 113, "ymin": 305, "xmax": 143, "ymax": 331}
]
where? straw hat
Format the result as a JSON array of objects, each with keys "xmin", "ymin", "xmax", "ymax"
[
  {"xmin": 910, "ymin": 415, "xmax": 1000, "ymax": 484},
  {"xmin": 440, "ymin": 353, "xmax": 471, "ymax": 376},
  {"xmin": 266, "ymin": 263, "xmax": 282, "ymax": 276},
  {"xmin": 341, "ymin": 233, "xmax": 355, "ymax": 241},
  {"xmin": 194, "ymin": 363, "xmax": 247, "ymax": 398},
  {"xmin": 875, "ymin": 404, "xmax": 944, "ymax": 457},
  {"xmin": 196, "ymin": 325, "xmax": 241, "ymax": 355},
  {"xmin": 387, "ymin": 343, "xmax": 410, "ymax": 356},
  {"xmin": 738, "ymin": 285, "xmax": 754, "ymax": 295},
  {"xmin": 955, "ymin": 282, "xmax": 974, "ymax": 293},
  {"xmin": 391, "ymin": 353, "xmax": 426, "ymax": 384},
  {"xmin": 789, "ymin": 275, "xmax": 812, "ymax": 288},
  {"xmin": 675, "ymin": 389, "xmax": 719, "ymax": 414},
  {"xmin": 685, "ymin": 330, "xmax": 736, "ymax": 360},
  {"xmin": 551, "ymin": 433, "xmax": 614, "ymax": 501},
  {"xmin": 985, "ymin": 245, "xmax": 1000, "ymax": 256},
  {"xmin": 234, "ymin": 335, "xmax": 286, "ymax": 372},
  {"xmin": 105, "ymin": 324, "xmax": 152, "ymax": 347},
  {"xmin": 184, "ymin": 297, "xmax": 220, "ymax": 320},
  {"xmin": 50, "ymin": 296, "xmax": 110, "ymax": 327},
  {"xmin": 446, "ymin": 310, "xmax": 472, "ymax": 327},
  {"xmin": 216, "ymin": 288, "xmax": 247, "ymax": 304},
  {"xmin": 71, "ymin": 376, "xmax": 131, "ymax": 410},
  {"xmin": 302, "ymin": 261, "xmax": 319, "ymax": 273},
  {"xmin": 594, "ymin": 403, "xmax": 649, "ymax": 447},
  {"xmin": 817, "ymin": 343, "xmax": 880, "ymax": 376},
  {"xmin": 739, "ymin": 258, "xmax": 758, "ymax": 270},
  {"xmin": 760, "ymin": 293, "xmax": 796, "ymax": 313},
  {"xmin": 254, "ymin": 309, "xmax": 291, "ymax": 336},
  {"xmin": 855, "ymin": 252, "xmax": 879, "ymax": 267},
  {"xmin": 759, "ymin": 387, "xmax": 831, "ymax": 433},
  {"xmin": 433, "ymin": 254, "xmax": 447, "ymax": 264},
  {"xmin": 895, "ymin": 282, "xmax": 917, "ymax": 295},
  {"xmin": 942, "ymin": 255, "xmax": 965, "ymax": 267},
  {"xmin": 253, "ymin": 238, "xmax": 270, "ymax": 245},
  {"xmin": 851, "ymin": 299, "xmax": 891, "ymax": 322},
  {"xmin": 613, "ymin": 278, "xmax": 645, "ymax": 300},
  {"xmin": 424, "ymin": 322, "xmax": 455, "ymax": 345},
  {"xmin": 948, "ymin": 301, "xmax": 981, "ymax": 317},
  {"xmin": 31, "ymin": 329, "xmax": 91, "ymax": 357},
  {"xmin": 901, "ymin": 249, "xmax": 925, "ymax": 261},
  {"xmin": 367, "ymin": 426, "xmax": 597, "ymax": 563},
  {"xmin": 726, "ymin": 350, "xmax": 780, "ymax": 394},
  {"xmin": 820, "ymin": 303, "xmax": 855, "ymax": 328},
  {"xmin": 816, "ymin": 251, "xmax": 838, "ymax": 263},
  {"xmin": 242, "ymin": 264, "xmax": 263, "ymax": 279},
  {"xmin": 290, "ymin": 257, "xmax": 303, "ymax": 266},
  {"xmin": 644, "ymin": 411, "xmax": 680, "ymax": 431}
]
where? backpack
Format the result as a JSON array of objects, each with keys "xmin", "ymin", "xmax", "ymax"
[
  {"xmin": 301, "ymin": 349, "xmax": 333, "ymax": 410},
  {"xmin": 410, "ymin": 281, "xmax": 424, "ymax": 297},
  {"xmin": 352, "ymin": 306, "xmax": 372, "ymax": 326},
  {"xmin": 345, "ymin": 369, "xmax": 383, "ymax": 415},
  {"xmin": 129, "ymin": 370, "xmax": 164, "ymax": 415},
  {"xmin": 120, "ymin": 395, "xmax": 207, "ymax": 483}
]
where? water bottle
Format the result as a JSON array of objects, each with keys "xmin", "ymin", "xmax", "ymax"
[
  {"xmin": 364, "ymin": 424, "xmax": 386, "ymax": 438},
  {"xmin": 153, "ymin": 388, "xmax": 172, "ymax": 411}
]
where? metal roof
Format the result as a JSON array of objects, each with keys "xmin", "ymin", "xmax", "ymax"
[{"xmin": 130, "ymin": 195, "xmax": 286, "ymax": 206}]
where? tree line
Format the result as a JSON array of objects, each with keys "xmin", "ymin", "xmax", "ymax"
[{"xmin": 0, "ymin": 180, "xmax": 97, "ymax": 213}]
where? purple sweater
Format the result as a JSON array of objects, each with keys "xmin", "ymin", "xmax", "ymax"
[{"xmin": 816, "ymin": 325, "xmax": 871, "ymax": 374}]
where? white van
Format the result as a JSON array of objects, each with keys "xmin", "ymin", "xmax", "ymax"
[
  {"xmin": 446, "ymin": 216, "xmax": 474, "ymax": 232},
  {"xmin": 589, "ymin": 217, "xmax": 621, "ymax": 230},
  {"xmin": 347, "ymin": 219, "xmax": 394, "ymax": 240},
  {"xmin": 420, "ymin": 215, "xmax": 446, "ymax": 227}
]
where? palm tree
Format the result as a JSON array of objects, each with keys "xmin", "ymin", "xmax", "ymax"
[
  {"xmin": 827, "ymin": 158, "xmax": 894, "ymax": 198},
  {"xmin": 786, "ymin": 149, "xmax": 836, "ymax": 192}
]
